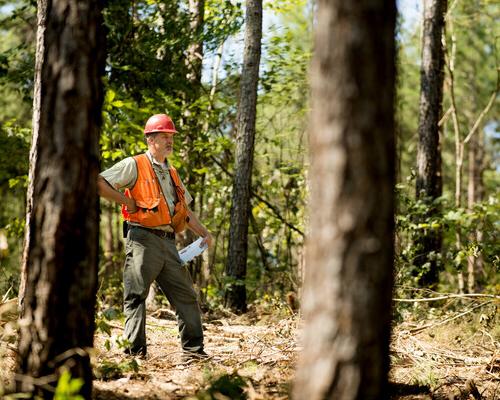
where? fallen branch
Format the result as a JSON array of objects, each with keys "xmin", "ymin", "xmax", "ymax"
[
  {"xmin": 394, "ymin": 293, "xmax": 500, "ymax": 302},
  {"xmin": 409, "ymin": 301, "xmax": 493, "ymax": 334},
  {"xmin": 107, "ymin": 323, "xmax": 124, "ymax": 330}
]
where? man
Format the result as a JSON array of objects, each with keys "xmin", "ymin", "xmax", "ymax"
[{"xmin": 97, "ymin": 113, "xmax": 213, "ymax": 359}]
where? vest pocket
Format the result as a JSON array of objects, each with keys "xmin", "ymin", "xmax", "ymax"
[{"xmin": 134, "ymin": 198, "xmax": 162, "ymax": 225}]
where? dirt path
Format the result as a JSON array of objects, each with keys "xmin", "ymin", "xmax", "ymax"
[
  {"xmin": 1, "ymin": 310, "xmax": 499, "ymax": 399},
  {"xmin": 93, "ymin": 314, "xmax": 297, "ymax": 399}
]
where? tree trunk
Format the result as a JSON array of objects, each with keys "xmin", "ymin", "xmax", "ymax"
[
  {"xmin": 466, "ymin": 128, "xmax": 485, "ymax": 292},
  {"xmin": 186, "ymin": 0, "xmax": 205, "ymax": 86},
  {"xmin": 183, "ymin": 0, "xmax": 207, "ymax": 288},
  {"xmin": 16, "ymin": 0, "xmax": 105, "ymax": 398},
  {"xmin": 293, "ymin": 1, "xmax": 396, "ymax": 399},
  {"xmin": 224, "ymin": 0, "xmax": 262, "ymax": 313},
  {"xmin": 19, "ymin": 0, "xmax": 48, "ymax": 312},
  {"xmin": 102, "ymin": 204, "xmax": 115, "ymax": 269},
  {"xmin": 414, "ymin": 0, "xmax": 447, "ymax": 288}
]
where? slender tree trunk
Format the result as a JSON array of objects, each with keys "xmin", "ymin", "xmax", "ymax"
[
  {"xmin": 182, "ymin": 0, "xmax": 206, "ymax": 288},
  {"xmin": 186, "ymin": 0, "xmax": 205, "ymax": 87},
  {"xmin": 414, "ymin": 0, "xmax": 447, "ymax": 288},
  {"xmin": 474, "ymin": 127, "xmax": 486, "ymax": 278},
  {"xmin": 446, "ymin": 16, "xmax": 467, "ymax": 293},
  {"xmin": 19, "ymin": 0, "xmax": 48, "ymax": 312},
  {"xmin": 16, "ymin": 1, "xmax": 105, "ymax": 398},
  {"xmin": 293, "ymin": 1, "xmax": 396, "ymax": 399},
  {"xmin": 466, "ymin": 127, "xmax": 485, "ymax": 292},
  {"xmin": 115, "ymin": 205, "xmax": 123, "ymax": 255},
  {"xmin": 466, "ymin": 135, "xmax": 477, "ymax": 293},
  {"xmin": 445, "ymin": 13, "xmax": 498, "ymax": 291},
  {"xmin": 103, "ymin": 204, "xmax": 115, "ymax": 263},
  {"xmin": 224, "ymin": 0, "xmax": 262, "ymax": 313}
]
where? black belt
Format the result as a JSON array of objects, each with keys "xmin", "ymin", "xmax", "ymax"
[{"xmin": 133, "ymin": 225, "xmax": 175, "ymax": 240}]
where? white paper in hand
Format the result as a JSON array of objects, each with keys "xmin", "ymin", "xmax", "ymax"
[{"xmin": 178, "ymin": 237, "xmax": 208, "ymax": 265}]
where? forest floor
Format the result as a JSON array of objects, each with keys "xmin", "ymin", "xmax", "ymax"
[{"xmin": 1, "ymin": 300, "xmax": 499, "ymax": 399}]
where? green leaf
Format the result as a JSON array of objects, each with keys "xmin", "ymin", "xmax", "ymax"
[
  {"xmin": 54, "ymin": 370, "xmax": 84, "ymax": 400},
  {"xmin": 111, "ymin": 100, "xmax": 124, "ymax": 108},
  {"xmin": 96, "ymin": 320, "xmax": 111, "ymax": 336},
  {"xmin": 193, "ymin": 167, "xmax": 209, "ymax": 175},
  {"xmin": 102, "ymin": 307, "xmax": 120, "ymax": 320},
  {"xmin": 105, "ymin": 89, "xmax": 116, "ymax": 103}
]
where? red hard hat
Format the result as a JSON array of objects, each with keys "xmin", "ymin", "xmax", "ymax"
[{"xmin": 144, "ymin": 114, "xmax": 178, "ymax": 135}]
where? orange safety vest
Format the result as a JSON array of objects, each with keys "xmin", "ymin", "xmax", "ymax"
[{"xmin": 121, "ymin": 154, "xmax": 190, "ymax": 233}]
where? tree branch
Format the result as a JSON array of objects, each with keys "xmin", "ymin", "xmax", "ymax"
[
  {"xmin": 209, "ymin": 155, "xmax": 305, "ymax": 237},
  {"xmin": 438, "ymin": 106, "xmax": 453, "ymax": 127},
  {"xmin": 409, "ymin": 301, "xmax": 493, "ymax": 334},
  {"xmin": 463, "ymin": 69, "xmax": 499, "ymax": 144},
  {"xmin": 393, "ymin": 293, "xmax": 500, "ymax": 302}
]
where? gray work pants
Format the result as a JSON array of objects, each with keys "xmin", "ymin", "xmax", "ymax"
[{"xmin": 123, "ymin": 226, "xmax": 204, "ymax": 353}]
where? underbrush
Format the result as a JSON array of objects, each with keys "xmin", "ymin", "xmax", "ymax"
[{"xmin": 390, "ymin": 294, "xmax": 499, "ymax": 398}]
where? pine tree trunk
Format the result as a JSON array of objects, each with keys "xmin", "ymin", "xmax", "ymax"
[
  {"xmin": 16, "ymin": 1, "xmax": 105, "ymax": 398},
  {"xmin": 186, "ymin": 0, "xmax": 205, "ymax": 86},
  {"xmin": 183, "ymin": 0, "xmax": 206, "ymax": 288},
  {"xmin": 414, "ymin": 0, "xmax": 447, "ymax": 288},
  {"xmin": 19, "ymin": 0, "xmax": 48, "ymax": 312},
  {"xmin": 224, "ymin": 0, "xmax": 262, "ymax": 313},
  {"xmin": 293, "ymin": 1, "xmax": 396, "ymax": 399}
]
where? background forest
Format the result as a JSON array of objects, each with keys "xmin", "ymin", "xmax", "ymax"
[
  {"xmin": 1, "ymin": 0, "xmax": 498, "ymax": 307},
  {"xmin": 0, "ymin": 0, "xmax": 499, "ymax": 398}
]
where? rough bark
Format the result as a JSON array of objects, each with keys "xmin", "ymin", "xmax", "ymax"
[
  {"xmin": 19, "ymin": 0, "xmax": 48, "ymax": 312},
  {"xmin": 186, "ymin": 0, "xmax": 205, "ymax": 86},
  {"xmin": 16, "ymin": 0, "xmax": 105, "ymax": 398},
  {"xmin": 224, "ymin": 0, "xmax": 262, "ymax": 313},
  {"xmin": 182, "ymin": 0, "xmax": 206, "ymax": 288},
  {"xmin": 293, "ymin": 1, "xmax": 396, "ymax": 399},
  {"xmin": 414, "ymin": 0, "xmax": 447, "ymax": 288}
]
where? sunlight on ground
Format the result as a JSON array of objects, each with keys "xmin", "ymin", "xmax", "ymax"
[{"xmin": 1, "ymin": 303, "xmax": 499, "ymax": 399}]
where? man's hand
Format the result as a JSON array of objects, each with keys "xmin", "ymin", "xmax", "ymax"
[
  {"xmin": 186, "ymin": 209, "xmax": 213, "ymax": 248},
  {"xmin": 201, "ymin": 232, "xmax": 214, "ymax": 248},
  {"xmin": 126, "ymin": 198, "xmax": 138, "ymax": 214}
]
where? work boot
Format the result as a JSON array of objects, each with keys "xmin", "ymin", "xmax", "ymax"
[
  {"xmin": 181, "ymin": 349, "xmax": 209, "ymax": 362},
  {"xmin": 124, "ymin": 345, "xmax": 147, "ymax": 359}
]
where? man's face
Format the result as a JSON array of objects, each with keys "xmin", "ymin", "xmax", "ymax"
[{"xmin": 149, "ymin": 132, "xmax": 174, "ymax": 157}]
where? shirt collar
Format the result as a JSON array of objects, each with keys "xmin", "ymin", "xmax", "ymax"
[{"xmin": 146, "ymin": 151, "xmax": 169, "ymax": 169}]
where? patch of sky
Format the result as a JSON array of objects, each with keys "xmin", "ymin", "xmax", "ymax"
[{"xmin": 203, "ymin": 0, "xmax": 421, "ymax": 84}]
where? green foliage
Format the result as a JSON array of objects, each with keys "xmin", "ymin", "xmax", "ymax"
[
  {"xmin": 0, "ymin": 0, "xmax": 35, "ymax": 123},
  {"xmin": 194, "ymin": 372, "xmax": 248, "ymax": 400},
  {"xmin": 395, "ymin": 19, "xmax": 421, "ymax": 182},
  {"xmin": 104, "ymin": 0, "xmax": 189, "ymax": 102},
  {"xmin": 394, "ymin": 0, "xmax": 499, "ymax": 291},
  {"xmin": 241, "ymin": 1, "xmax": 310, "ymax": 301},
  {"xmin": 54, "ymin": 370, "xmax": 84, "ymax": 400},
  {"xmin": 0, "ymin": 125, "xmax": 29, "ymax": 191},
  {"xmin": 395, "ymin": 181, "xmax": 500, "ymax": 289},
  {"xmin": 0, "ymin": 368, "xmax": 85, "ymax": 400},
  {"xmin": 0, "ymin": 0, "xmax": 495, "ymax": 314},
  {"xmin": 95, "ymin": 302, "xmax": 124, "ymax": 351},
  {"xmin": 95, "ymin": 358, "xmax": 139, "ymax": 381},
  {"xmin": 204, "ymin": 0, "xmax": 243, "ymax": 52},
  {"xmin": 0, "ymin": 1, "xmax": 33, "ymax": 299}
]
